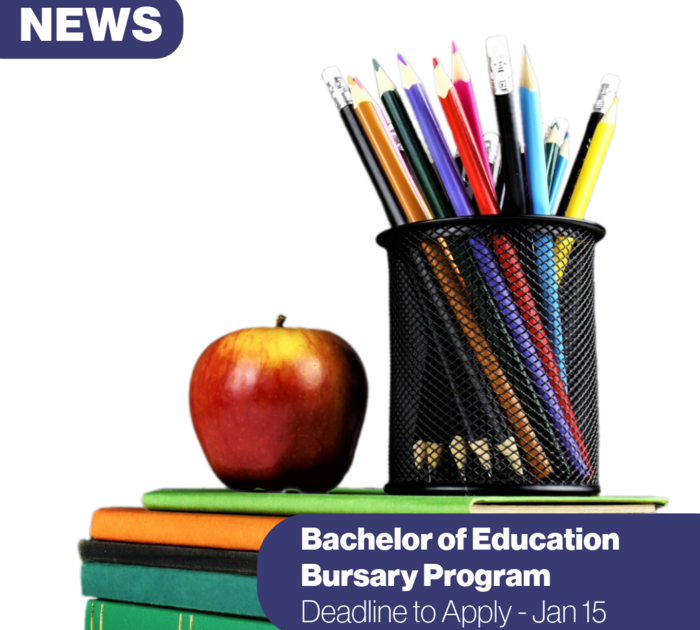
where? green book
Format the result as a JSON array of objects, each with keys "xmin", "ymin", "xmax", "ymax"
[
  {"xmin": 142, "ymin": 488, "xmax": 668, "ymax": 516},
  {"xmin": 84, "ymin": 600, "xmax": 275, "ymax": 630},
  {"xmin": 82, "ymin": 563, "xmax": 265, "ymax": 618}
]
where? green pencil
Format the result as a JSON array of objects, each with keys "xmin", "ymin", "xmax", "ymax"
[
  {"xmin": 373, "ymin": 58, "xmax": 453, "ymax": 219},
  {"xmin": 544, "ymin": 122, "xmax": 561, "ymax": 194}
]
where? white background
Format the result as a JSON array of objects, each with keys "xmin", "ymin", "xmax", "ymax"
[{"xmin": 1, "ymin": 0, "xmax": 697, "ymax": 623}]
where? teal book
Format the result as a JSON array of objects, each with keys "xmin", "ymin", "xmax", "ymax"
[
  {"xmin": 143, "ymin": 488, "xmax": 668, "ymax": 516},
  {"xmin": 84, "ymin": 600, "xmax": 276, "ymax": 630},
  {"xmin": 82, "ymin": 563, "xmax": 265, "ymax": 618}
]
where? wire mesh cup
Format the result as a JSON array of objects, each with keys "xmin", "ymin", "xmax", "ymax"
[{"xmin": 377, "ymin": 215, "xmax": 606, "ymax": 495}]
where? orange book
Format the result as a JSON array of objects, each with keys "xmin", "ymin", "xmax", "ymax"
[{"xmin": 90, "ymin": 508, "xmax": 286, "ymax": 551}]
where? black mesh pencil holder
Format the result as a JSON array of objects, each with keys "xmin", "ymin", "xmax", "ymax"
[{"xmin": 377, "ymin": 215, "xmax": 606, "ymax": 496}]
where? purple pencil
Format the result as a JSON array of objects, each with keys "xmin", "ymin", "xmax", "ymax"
[{"xmin": 397, "ymin": 53, "xmax": 473, "ymax": 217}]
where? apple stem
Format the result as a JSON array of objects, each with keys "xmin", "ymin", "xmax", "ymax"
[{"xmin": 276, "ymin": 315, "xmax": 287, "ymax": 328}]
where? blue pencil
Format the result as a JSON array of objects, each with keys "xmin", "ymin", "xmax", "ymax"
[
  {"xmin": 549, "ymin": 133, "xmax": 569, "ymax": 211},
  {"xmin": 520, "ymin": 47, "xmax": 550, "ymax": 217},
  {"xmin": 397, "ymin": 54, "xmax": 473, "ymax": 217},
  {"xmin": 520, "ymin": 46, "xmax": 570, "ymax": 391}
]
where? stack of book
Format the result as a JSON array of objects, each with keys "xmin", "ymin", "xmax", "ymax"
[
  {"xmin": 80, "ymin": 489, "xmax": 667, "ymax": 628},
  {"xmin": 79, "ymin": 506, "xmax": 285, "ymax": 629}
]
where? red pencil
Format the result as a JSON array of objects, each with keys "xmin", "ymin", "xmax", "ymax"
[{"xmin": 434, "ymin": 58, "xmax": 500, "ymax": 216}]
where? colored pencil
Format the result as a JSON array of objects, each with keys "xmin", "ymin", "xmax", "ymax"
[
  {"xmin": 373, "ymin": 59, "xmax": 453, "ymax": 219},
  {"xmin": 520, "ymin": 47, "xmax": 550, "ymax": 216},
  {"xmin": 555, "ymin": 98, "xmax": 618, "ymax": 283},
  {"xmin": 420, "ymin": 240, "xmax": 553, "ymax": 478},
  {"xmin": 348, "ymin": 76, "xmax": 432, "ymax": 223},
  {"xmin": 398, "ymin": 54, "xmax": 473, "ymax": 216},
  {"xmin": 491, "ymin": 233, "xmax": 591, "ymax": 471},
  {"xmin": 451, "ymin": 41, "xmax": 493, "ymax": 188},
  {"xmin": 556, "ymin": 74, "xmax": 620, "ymax": 216},
  {"xmin": 411, "ymin": 247, "xmax": 523, "ymax": 476},
  {"xmin": 322, "ymin": 68, "xmax": 405, "ymax": 226},
  {"xmin": 551, "ymin": 117, "xmax": 569, "ymax": 144},
  {"xmin": 554, "ymin": 97, "xmax": 617, "ymax": 283},
  {"xmin": 353, "ymin": 75, "xmax": 426, "ymax": 210},
  {"xmin": 445, "ymin": 233, "xmax": 573, "ymax": 477},
  {"xmin": 544, "ymin": 123, "xmax": 561, "ymax": 193},
  {"xmin": 550, "ymin": 133, "xmax": 569, "ymax": 211},
  {"xmin": 486, "ymin": 36, "xmax": 527, "ymax": 215},
  {"xmin": 534, "ymin": 235, "xmax": 569, "ymax": 381},
  {"xmin": 565, "ymin": 98, "xmax": 617, "ymax": 219},
  {"xmin": 468, "ymin": 236, "xmax": 588, "ymax": 476},
  {"xmin": 434, "ymin": 58, "xmax": 500, "ymax": 216},
  {"xmin": 516, "ymin": 47, "xmax": 572, "ymax": 405}
]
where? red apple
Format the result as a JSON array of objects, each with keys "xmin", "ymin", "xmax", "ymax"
[{"xmin": 189, "ymin": 315, "xmax": 368, "ymax": 492}]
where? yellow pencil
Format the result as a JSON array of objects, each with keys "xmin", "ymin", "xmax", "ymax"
[
  {"xmin": 556, "ymin": 98, "xmax": 617, "ymax": 282},
  {"xmin": 565, "ymin": 97, "xmax": 618, "ymax": 219}
]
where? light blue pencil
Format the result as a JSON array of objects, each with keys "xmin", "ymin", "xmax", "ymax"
[
  {"xmin": 549, "ymin": 133, "xmax": 570, "ymax": 211},
  {"xmin": 520, "ymin": 47, "xmax": 550, "ymax": 216},
  {"xmin": 520, "ymin": 47, "xmax": 569, "ymax": 389}
]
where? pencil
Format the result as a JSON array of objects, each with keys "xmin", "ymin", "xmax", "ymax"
[
  {"xmin": 491, "ymin": 233, "xmax": 591, "ymax": 471},
  {"xmin": 544, "ymin": 123, "xmax": 561, "ymax": 194},
  {"xmin": 549, "ymin": 133, "xmax": 569, "ymax": 212},
  {"xmin": 517, "ymin": 48, "xmax": 572, "ymax": 411},
  {"xmin": 322, "ymin": 67, "xmax": 405, "ymax": 226},
  {"xmin": 486, "ymin": 36, "xmax": 527, "ymax": 215},
  {"xmin": 520, "ymin": 47, "xmax": 550, "ymax": 216},
  {"xmin": 565, "ymin": 98, "xmax": 617, "ymax": 219},
  {"xmin": 556, "ymin": 74, "xmax": 620, "ymax": 216},
  {"xmin": 349, "ymin": 76, "xmax": 433, "ymax": 224},
  {"xmin": 434, "ymin": 58, "xmax": 500, "ymax": 216},
  {"xmin": 353, "ymin": 75, "xmax": 427, "ymax": 211},
  {"xmin": 451, "ymin": 41, "xmax": 494, "ymax": 188},
  {"xmin": 373, "ymin": 59, "xmax": 453, "ymax": 220},
  {"xmin": 469, "ymin": 236, "xmax": 588, "ymax": 476},
  {"xmin": 420, "ymin": 240, "xmax": 553, "ymax": 478},
  {"xmin": 398, "ymin": 54, "xmax": 473, "ymax": 216},
  {"xmin": 556, "ymin": 99, "xmax": 617, "ymax": 277},
  {"xmin": 411, "ymin": 247, "xmax": 523, "ymax": 475}
]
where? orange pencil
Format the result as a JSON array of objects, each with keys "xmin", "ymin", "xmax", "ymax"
[
  {"xmin": 433, "ymin": 59, "xmax": 500, "ymax": 216},
  {"xmin": 348, "ymin": 76, "xmax": 432, "ymax": 223}
]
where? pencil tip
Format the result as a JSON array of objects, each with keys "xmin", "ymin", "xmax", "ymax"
[
  {"xmin": 353, "ymin": 76, "xmax": 364, "ymax": 90},
  {"xmin": 432, "ymin": 57, "xmax": 439, "ymax": 68},
  {"xmin": 603, "ymin": 97, "xmax": 619, "ymax": 122},
  {"xmin": 372, "ymin": 58, "xmax": 380, "ymax": 72},
  {"xmin": 520, "ymin": 46, "xmax": 537, "ymax": 89},
  {"xmin": 346, "ymin": 76, "xmax": 356, "ymax": 86},
  {"xmin": 397, "ymin": 53, "xmax": 407, "ymax": 66},
  {"xmin": 451, "ymin": 40, "xmax": 457, "ymax": 54}
]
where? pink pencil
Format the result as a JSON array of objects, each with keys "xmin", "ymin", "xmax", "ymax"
[{"xmin": 451, "ymin": 41, "xmax": 494, "ymax": 189}]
